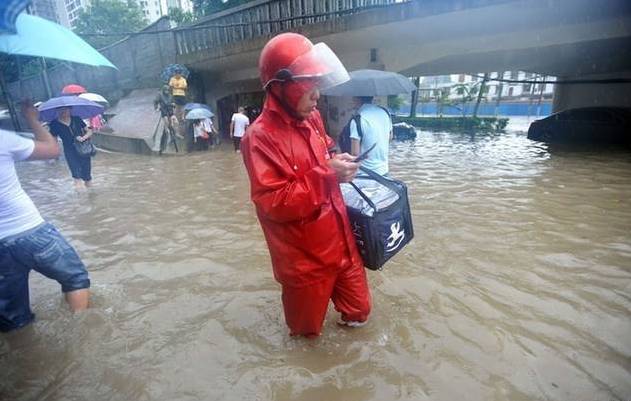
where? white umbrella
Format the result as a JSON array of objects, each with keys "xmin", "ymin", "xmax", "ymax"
[{"xmin": 79, "ymin": 92, "xmax": 108, "ymax": 105}]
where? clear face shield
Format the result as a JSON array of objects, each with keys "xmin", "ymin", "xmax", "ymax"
[{"xmin": 266, "ymin": 43, "xmax": 350, "ymax": 90}]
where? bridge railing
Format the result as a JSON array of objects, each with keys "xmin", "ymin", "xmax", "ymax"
[{"xmin": 175, "ymin": 0, "xmax": 404, "ymax": 56}]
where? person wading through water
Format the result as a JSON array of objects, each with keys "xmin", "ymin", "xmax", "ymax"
[{"xmin": 241, "ymin": 33, "xmax": 371, "ymax": 338}]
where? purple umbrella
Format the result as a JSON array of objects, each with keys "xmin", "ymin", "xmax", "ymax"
[{"xmin": 37, "ymin": 95, "xmax": 103, "ymax": 122}]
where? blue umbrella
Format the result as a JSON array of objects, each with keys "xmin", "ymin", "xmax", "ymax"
[
  {"xmin": 185, "ymin": 108, "xmax": 214, "ymax": 120},
  {"xmin": 37, "ymin": 96, "xmax": 104, "ymax": 122},
  {"xmin": 0, "ymin": 0, "xmax": 28, "ymax": 34},
  {"xmin": 161, "ymin": 64, "xmax": 190, "ymax": 82},
  {"xmin": 0, "ymin": 13, "xmax": 116, "ymax": 68},
  {"xmin": 184, "ymin": 103, "xmax": 212, "ymax": 112}
]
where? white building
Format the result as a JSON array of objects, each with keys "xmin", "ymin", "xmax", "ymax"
[
  {"xmin": 419, "ymin": 71, "xmax": 556, "ymax": 102},
  {"xmin": 55, "ymin": 0, "xmax": 89, "ymax": 27},
  {"xmin": 138, "ymin": 0, "xmax": 193, "ymax": 23}
]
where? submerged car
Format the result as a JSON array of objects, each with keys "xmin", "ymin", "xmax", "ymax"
[
  {"xmin": 528, "ymin": 107, "xmax": 631, "ymax": 144},
  {"xmin": 392, "ymin": 122, "xmax": 417, "ymax": 141}
]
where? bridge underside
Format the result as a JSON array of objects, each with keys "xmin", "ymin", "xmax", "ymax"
[
  {"xmin": 182, "ymin": 0, "xmax": 631, "ymax": 79},
  {"xmin": 178, "ymin": 0, "xmax": 631, "ymax": 128}
]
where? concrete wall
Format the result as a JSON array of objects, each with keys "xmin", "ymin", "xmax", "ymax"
[
  {"xmin": 552, "ymin": 72, "xmax": 631, "ymax": 112},
  {"xmin": 92, "ymin": 132, "xmax": 154, "ymax": 155},
  {"xmin": 7, "ymin": 17, "xmax": 176, "ymax": 104}
]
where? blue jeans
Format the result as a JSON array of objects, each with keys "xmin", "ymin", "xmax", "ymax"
[{"xmin": 0, "ymin": 223, "xmax": 90, "ymax": 332}]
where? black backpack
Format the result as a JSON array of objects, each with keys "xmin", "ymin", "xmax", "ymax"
[{"xmin": 338, "ymin": 114, "xmax": 363, "ymax": 154}]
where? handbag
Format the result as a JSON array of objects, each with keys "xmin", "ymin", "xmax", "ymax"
[
  {"xmin": 70, "ymin": 124, "xmax": 97, "ymax": 157},
  {"xmin": 340, "ymin": 166, "xmax": 414, "ymax": 270}
]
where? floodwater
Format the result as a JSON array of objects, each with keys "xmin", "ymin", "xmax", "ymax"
[{"xmin": 2, "ymin": 120, "xmax": 631, "ymax": 401}]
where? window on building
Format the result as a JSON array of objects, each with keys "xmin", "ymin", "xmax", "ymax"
[
  {"xmin": 508, "ymin": 87, "xmax": 514, "ymax": 97},
  {"xmin": 510, "ymin": 71, "xmax": 518, "ymax": 80},
  {"xmin": 458, "ymin": 74, "xmax": 465, "ymax": 83},
  {"xmin": 370, "ymin": 48, "xmax": 377, "ymax": 63},
  {"xmin": 494, "ymin": 85, "xmax": 500, "ymax": 95},
  {"xmin": 523, "ymin": 83, "xmax": 532, "ymax": 92},
  {"xmin": 525, "ymin": 72, "xmax": 533, "ymax": 79}
]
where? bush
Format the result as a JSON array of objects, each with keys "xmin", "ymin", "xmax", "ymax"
[{"xmin": 393, "ymin": 116, "xmax": 508, "ymax": 132}]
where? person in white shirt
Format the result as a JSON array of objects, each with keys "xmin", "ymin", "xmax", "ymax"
[
  {"xmin": 0, "ymin": 102, "xmax": 90, "ymax": 332},
  {"xmin": 349, "ymin": 96, "xmax": 393, "ymax": 176},
  {"xmin": 201, "ymin": 117, "xmax": 218, "ymax": 146},
  {"xmin": 230, "ymin": 107, "xmax": 250, "ymax": 152}
]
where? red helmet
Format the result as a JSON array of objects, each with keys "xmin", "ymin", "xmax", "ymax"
[{"xmin": 259, "ymin": 33, "xmax": 349, "ymax": 90}]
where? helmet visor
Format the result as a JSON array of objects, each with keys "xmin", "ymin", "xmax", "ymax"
[{"xmin": 285, "ymin": 43, "xmax": 350, "ymax": 90}]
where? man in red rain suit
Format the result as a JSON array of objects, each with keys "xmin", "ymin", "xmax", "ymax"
[{"xmin": 241, "ymin": 33, "xmax": 371, "ymax": 338}]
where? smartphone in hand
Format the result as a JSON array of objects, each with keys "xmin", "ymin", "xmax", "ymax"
[{"xmin": 353, "ymin": 142, "xmax": 377, "ymax": 162}]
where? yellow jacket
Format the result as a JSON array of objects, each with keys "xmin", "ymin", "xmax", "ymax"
[{"xmin": 169, "ymin": 76, "xmax": 187, "ymax": 97}]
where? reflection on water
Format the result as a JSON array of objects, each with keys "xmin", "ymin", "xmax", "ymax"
[{"xmin": 1, "ymin": 126, "xmax": 631, "ymax": 401}]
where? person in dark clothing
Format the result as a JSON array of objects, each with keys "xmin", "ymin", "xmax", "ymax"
[
  {"xmin": 154, "ymin": 86, "xmax": 182, "ymax": 152},
  {"xmin": 48, "ymin": 107, "xmax": 93, "ymax": 189}
]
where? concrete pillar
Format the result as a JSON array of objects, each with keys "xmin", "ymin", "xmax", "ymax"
[{"xmin": 552, "ymin": 71, "xmax": 631, "ymax": 112}]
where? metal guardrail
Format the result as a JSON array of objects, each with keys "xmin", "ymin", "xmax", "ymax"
[{"xmin": 174, "ymin": 0, "xmax": 404, "ymax": 56}]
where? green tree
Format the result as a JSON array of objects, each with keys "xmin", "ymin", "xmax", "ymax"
[
  {"xmin": 168, "ymin": 7, "xmax": 196, "ymax": 25},
  {"xmin": 73, "ymin": 0, "xmax": 148, "ymax": 49},
  {"xmin": 387, "ymin": 95, "xmax": 403, "ymax": 114}
]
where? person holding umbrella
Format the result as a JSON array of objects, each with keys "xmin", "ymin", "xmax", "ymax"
[
  {"xmin": 323, "ymin": 69, "xmax": 416, "ymax": 176},
  {"xmin": 169, "ymin": 69, "xmax": 188, "ymax": 124},
  {"xmin": 42, "ymin": 96, "xmax": 103, "ymax": 189},
  {"xmin": 185, "ymin": 107, "xmax": 215, "ymax": 151},
  {"xmin": 348, "ymin": 95, "xmax": 393, "ymax": 176}
]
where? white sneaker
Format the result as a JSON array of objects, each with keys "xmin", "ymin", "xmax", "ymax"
[{"xmin": 337, "ymin": 319, "xmax": 367, "ymax": 328}]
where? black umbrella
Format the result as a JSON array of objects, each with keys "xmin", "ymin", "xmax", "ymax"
[{"xmin": 322, "ymin": 69, "xmax": 417, "ymax": 97}]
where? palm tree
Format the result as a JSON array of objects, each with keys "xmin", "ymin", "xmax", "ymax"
[{"xmin": 451, "ymin": 82, "xmax": 478, "ymax": 117}]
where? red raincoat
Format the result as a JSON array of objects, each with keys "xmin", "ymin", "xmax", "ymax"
[{"xmin": 241, "ymin": 95, "xmax": 371, "ymax": 335}]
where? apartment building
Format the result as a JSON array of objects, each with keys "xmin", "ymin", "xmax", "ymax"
[{"xmin": 420, "ymin": 72, "xmax": 555, "ymax": 102}]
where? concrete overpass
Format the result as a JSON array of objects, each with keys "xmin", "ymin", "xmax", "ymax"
[{"xmin": 176, "ymin": 0, "xmax": 631, "ymax": 132}]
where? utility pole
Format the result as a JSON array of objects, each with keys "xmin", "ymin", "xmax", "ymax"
[
  {"xmin": 473, "ymin": 73, "xmax": 488, "ymax": 118},
  {"xmin": 39, "ymin": 58, "xmax": 52, "ymax": 99},
  {"xmin": 494, "ymin": 71, "xmax": 504, "ymax": 116},
  {"xmin": 536, "ymin": 75, "xmax": 546, "ymax": 117},
  {"xmin": 409, "ymin": 76, "xmax": 420, "ymax": 118}
]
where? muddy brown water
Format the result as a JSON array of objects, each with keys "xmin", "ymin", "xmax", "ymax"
[{"xmin": 2, "ymin": 122, "xmax": 630, "ymax": 401}]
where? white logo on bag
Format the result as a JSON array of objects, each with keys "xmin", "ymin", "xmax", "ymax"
[{"xmin": 386, "ymin": 221, "xmax": 405, "ymax": 252}]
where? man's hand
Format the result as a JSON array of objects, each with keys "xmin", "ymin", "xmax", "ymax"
[
  {"xmin": 21, "ymin": 99, "xmax": 60, "ymax": 160},
  {"xmin": 20, "ymin": 100, "xmax": 39, "ymax": 123},
  {"xmin": 328, "ymin": 153, "xmax": 359, "ymax": 183}
]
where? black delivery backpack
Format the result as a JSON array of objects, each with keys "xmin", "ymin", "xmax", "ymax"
[{"xmin": 340, "ymin": 166, "xmax": 414, "ymax": 270}]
